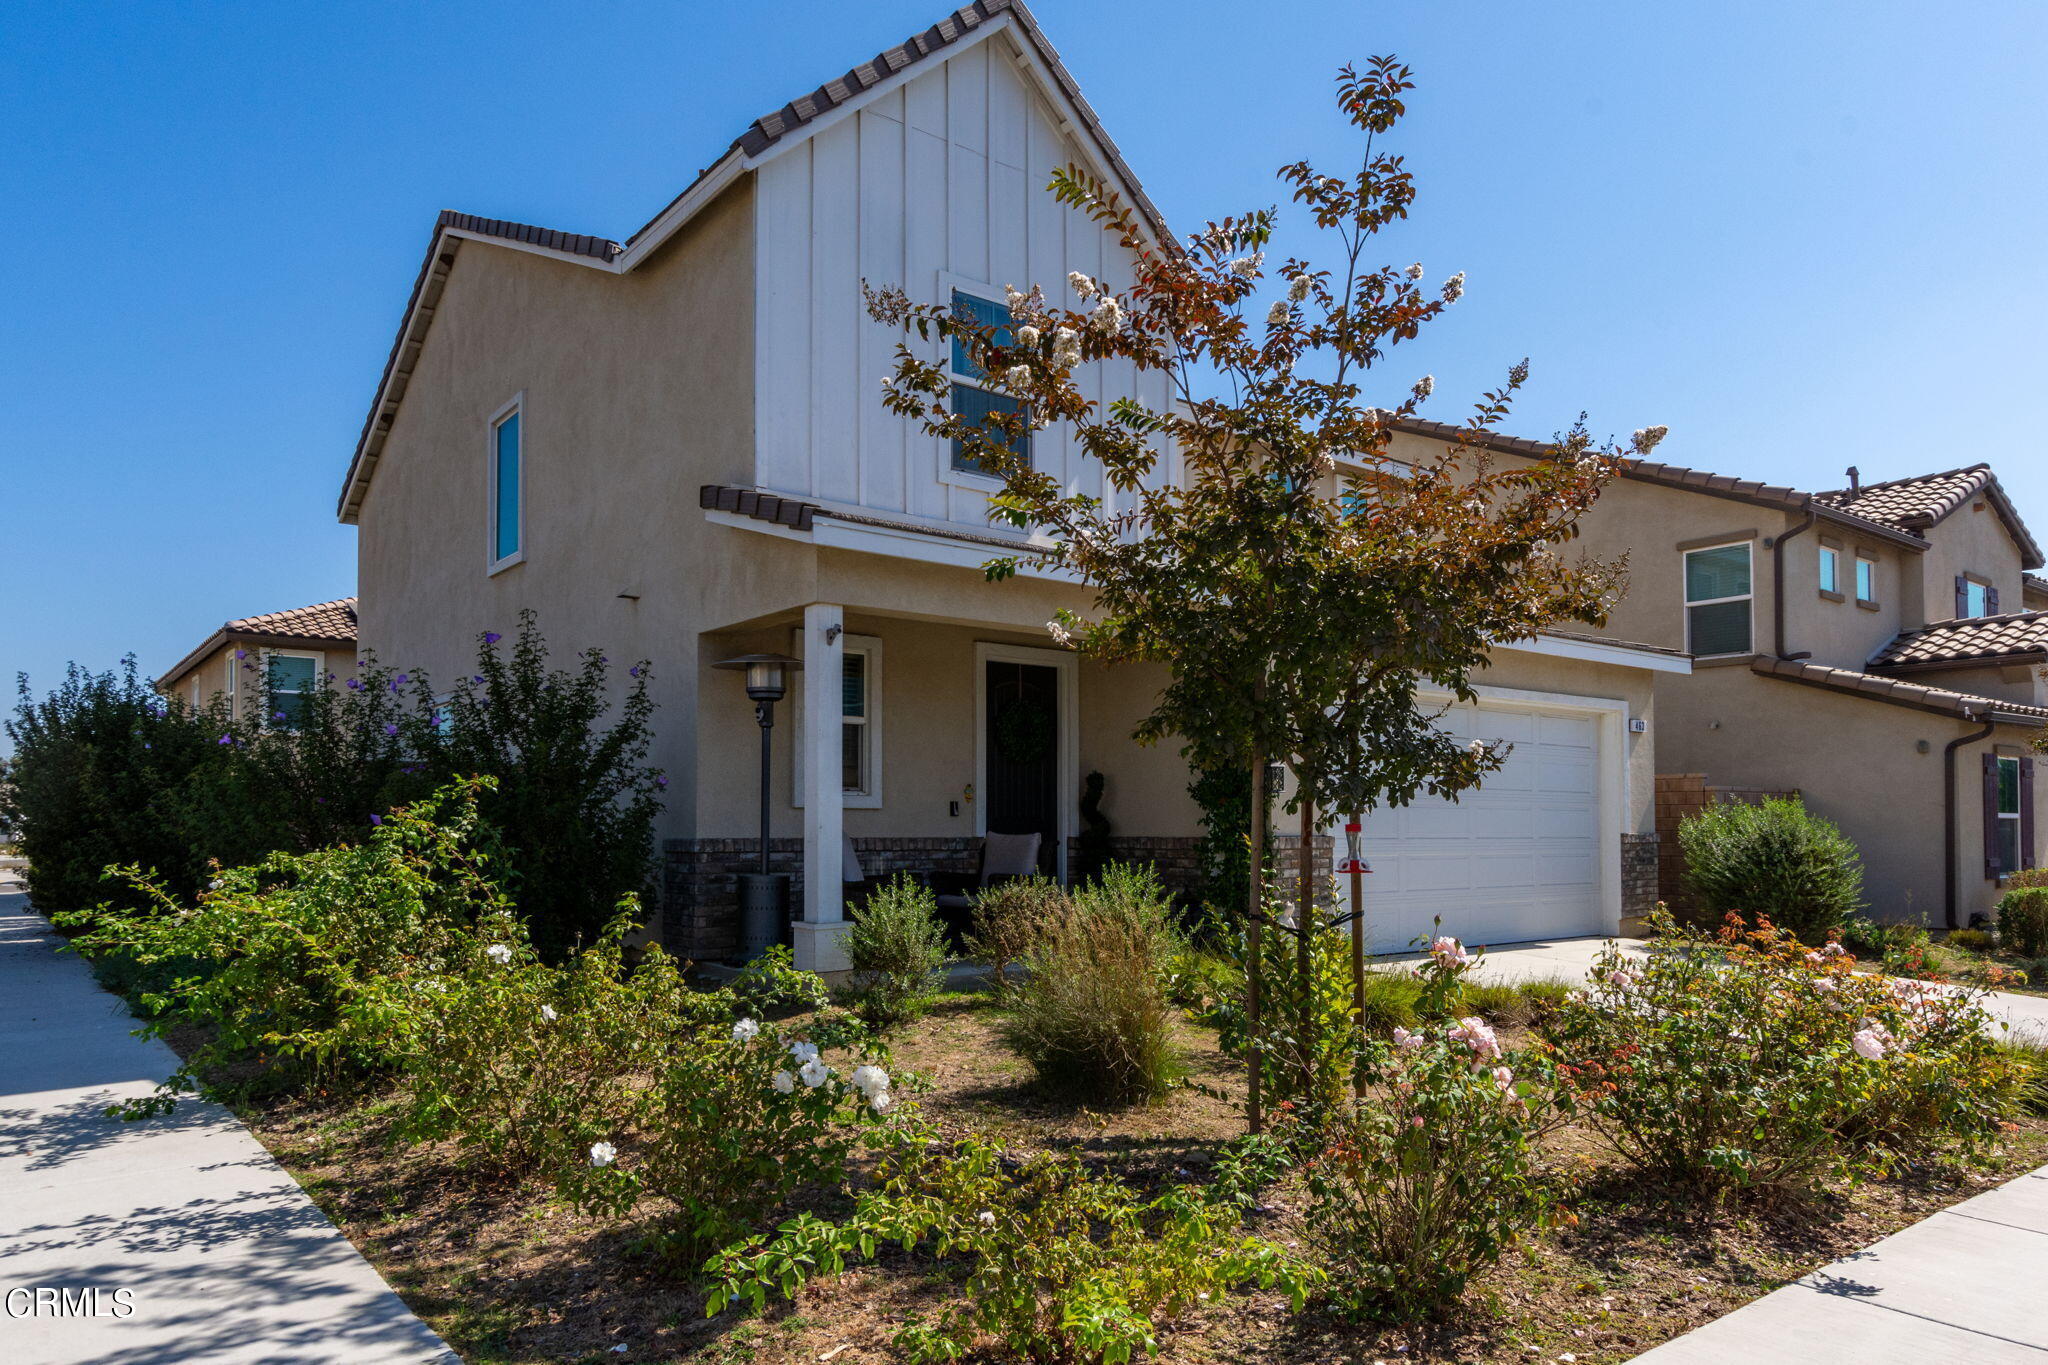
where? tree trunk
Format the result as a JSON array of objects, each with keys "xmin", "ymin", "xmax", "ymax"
[
  {"xmin": 1348, "ymin": 817, "xmax": 1366, "ymax": 1099},
  {"xmin": 1297, "ymin": 792, "xmax": 1315, "ymax": 1104},
  {"xmin": 1246, "ymin": 751, "xmax": 1265, "ymax": 1134}
]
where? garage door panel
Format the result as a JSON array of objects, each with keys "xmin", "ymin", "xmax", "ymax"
[{"xmin": 1352, "ymin": 698, "xmax": 1609, "ymax": 954}]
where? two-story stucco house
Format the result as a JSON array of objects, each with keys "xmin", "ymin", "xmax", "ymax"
[
  {"xmin": 156, "ymin": 597, "xmax": 358, "ymax": 725},
  {"xmin": 1383, "ymin": 421, "xmax": 2048, "ymax": 930},
  {"xmin": 337, "ymin": 0, "xmax": 1690, "ymax": 969}
]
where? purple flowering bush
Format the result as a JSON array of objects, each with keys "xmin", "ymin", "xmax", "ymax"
[
  {"xmin": 1301, "ymin": 937, "xmax": 1568, "ymax": 1321},
  {"xmin": 1545, "ymin": 909, "xmax": 2020, "ymax": 1197}
]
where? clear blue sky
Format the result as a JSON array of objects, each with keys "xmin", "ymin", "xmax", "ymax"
[{"xmin": 5, "ymin": 1, "xmax": 2045, "ymax": 722}]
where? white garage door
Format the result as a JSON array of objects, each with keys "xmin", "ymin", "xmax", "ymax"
[{"xmin": 1345, "ymin": 700, "xmax": 1609, "ymax": 955}]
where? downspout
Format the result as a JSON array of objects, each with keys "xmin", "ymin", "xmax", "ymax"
[
  {"xmin": 1944, "ymin": 712, "xmax": 1996, "ymax": 930},
  {"xmin": 1771, "ymin": 500, "xmax": 1817, "ymax": 660}
]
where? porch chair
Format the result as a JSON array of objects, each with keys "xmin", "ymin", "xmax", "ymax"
[{"xmin": 931, "ymin": 831, "xmax": 1044, "ymax": 941}]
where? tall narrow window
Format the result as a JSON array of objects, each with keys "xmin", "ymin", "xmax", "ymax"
[
  {"xmin": 792, "ymin": 633, "xmax": 883, "ymax": 808},
  {"xmin": 1817, "ymin": 545, "xmax": 1838, "ymax": 594},
  {"xmin": 947, "ymin": 289, "xmax": 1032, "ymax": 477},
  {"xmin": 1855, "ymin": 555, "xmax": 1876, "ymax": 604},
  {"xmin": 1684, "ymin": 542, "xmax": 1753, "ymax": 656},
  {"xmin": 266, "ymin": 654, "xmax": 319, "ymax": 729},
  {"xmin": 490, "ymin": 401, "xmax": 522, "ymax": 568},
  {"xmin": 224, "ymin": 653, "xmax": 238, "ymax": 714},
  {"xmin": 841, "ymin": 651, "xmax": 870, "ymax": 795},
  {"xmin": 1988, "ymin": 754, "xmax": 2033, "ymax": 878},
  {"xmin": 1966, "ymin": 579, "xmax": 1991, "ymax": 618}
]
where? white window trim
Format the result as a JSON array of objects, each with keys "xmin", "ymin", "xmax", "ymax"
[
  {"xmin": 487, "ymin": 392, "xmax": 526, "ymax": 575},
  {"xmin": 972, "ymin": 640, "xmax": 1079, "ymax": 882},
  {"xmin": 261, "ymin": 649, "xmax": 323, "ymax": 728},
  {"xmin": 1855, "ymin": 553, "xmax": 1877, "ymax": 603},
  {"xmin": 791, "ymin": 630, "xmax": 884, "ymax": 810},
  {"xmin": 224, "ymin": 651, "xmax": 239, "ymax": 716},
  {"xmin": 1817, "ymin": 544, "xmax": 1839, "ymax": 595},
  {"xmin": 1682, "ymin": 540, "xmax": 1754, "ymax": 658},
  {"xmin": 1997, "ymin": 755, "xmax": 2024, "ymax": 875},
  {"xmin": 936, "ymin": 274, "xmax": 1026, "ymax": 496}
]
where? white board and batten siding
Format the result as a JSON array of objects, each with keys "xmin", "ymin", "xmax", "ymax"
[{"xmin": 753, "ymin": 29, "xmax": 1176, "ymax": 529}]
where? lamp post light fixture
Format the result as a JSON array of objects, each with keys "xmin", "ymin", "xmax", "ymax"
[{"xmin": 712, "ymin": 651, "xmax": 803, "ymax": 959}]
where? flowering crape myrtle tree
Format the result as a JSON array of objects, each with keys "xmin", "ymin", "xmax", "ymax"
[{"xmin": 869, "ymin": 58, "xmax": 1662, "ymax": 1123}]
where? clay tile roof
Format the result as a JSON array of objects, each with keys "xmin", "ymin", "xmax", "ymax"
[
  {"xmin": 1750, "ymin": 655, "xmax": 2048, "ymax": 725},
  {"xmin": 1869, "ymin": 610, "xmax": 2048, "ymax": 671},
  {"xmin": 1815, "ymin": 464, "xmax": 2043, "ymax": 570},
  {"xmin": 1383, "ymin": 417, "xmax": 1927, "ymax": 551},
  {"xmin": 224, "ymin": 597, "xmax": 359, "ymax": 644},
  {"xmin": 435, "ymin": 210, "xmax": 622, "ymax": 262}
]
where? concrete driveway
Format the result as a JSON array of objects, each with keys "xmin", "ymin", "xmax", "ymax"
[{"xmin": 0, "ymin": 874, "xmax": 455, "ymax": 1365}]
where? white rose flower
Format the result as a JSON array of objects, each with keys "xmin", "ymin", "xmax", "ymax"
[
  {"xmin": 850, "ymin": 1064, "xmax": 891, "ymax": 1097},
  {"xmin": 208, "ymin": 878, "xmax": 224, "ymax": 891},
  {"xmin": 539, "ymin": 1004, "xmax": 558, "ymax": 1023},
  {"xmin": 869, "ymin": 1088, "xmax": 894, "ymax": 1114},
  {"xmin": 589, "ymin": 1141, "xmax": 617, "ymax": 1168},
  {"xmin": 772, "ymin": 1070, "xmax": 796, "ymax": 1094},
  {"xmin": 787, "ymin": 1040, "xmax": 820, "ymax": 1064},
  {"xmin": 799, "ymin": 1057, "xmax": 830, "ymax": 1088},
  {"xmin": 1016, "ymin": 324, "xmax": 1040, "ymax": 347},
  {"xmin": 732, "ymin": 1017, "xmax": 761, "ymax": 1043},
  {"xmin": 484, "ymin": 943, "xmax": 513, "ymax": 965},
  {"xmin": 977, "ymin": 1210, "xmax": 997, "ymax": 1226}
]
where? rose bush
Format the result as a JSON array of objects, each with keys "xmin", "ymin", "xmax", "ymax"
[
  {"xmin": 1301, "ymin": 934, "xmax": 1568, "ymax": 1321},
  {"xmin": 1545, "ymin": 909, "xmax": 2020, "ymax": 1197}
]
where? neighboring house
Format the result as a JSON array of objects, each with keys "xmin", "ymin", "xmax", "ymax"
[
  {"xmin": 156, "ymin": 597, "xmax": 358, "ymax": 726},
  {"xmin": 1385, "ymin": 421, "xmax": 2047, "ymax": 929},
  {"xmin": 337, "ymin": 0, "xmax": 1685, "ymax": 969}
]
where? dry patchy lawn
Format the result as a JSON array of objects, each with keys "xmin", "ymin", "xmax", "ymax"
[{"xmin": 243, "ymin": 986, "xmax": 2048, "ymax": 1365}]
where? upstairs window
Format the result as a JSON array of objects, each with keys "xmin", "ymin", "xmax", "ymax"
[
  {"xmin": 489, "ymin": 398, "xmax": 523, "ymax": 570},
  {"xmin": 266, "ymin": 653, "xmax": 320, "ymax": 729},
  {"xmin": 1960, "ymin": 577, "xmax": 1996, "ymax": 619},
  {"xmin": 1817, "ymin": 545, "xmax": 1839, "ymax": 595},
  {"xmin": 947, "ymin": 289, "xmax": 1031, "ymax": 478},
  {"xmin": 1855, "ymin": 555, "xmax": 1876, "ymax": 604},
  {"xmin": 1684, "ymin": 542, "xmax": 1753, "ymax": 656}
]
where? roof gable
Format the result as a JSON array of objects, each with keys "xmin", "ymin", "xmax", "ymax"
[
  {"xmin": 338, "ymin": 0, "xmax": 1166, "ymax": 523},
  {"xmin": 158, "ymin": 597, "xmax": 358, "ymax": 690},
  {"xmin": 1815, "ymin": 464, "xmax": 2043, "ymax": 570}
]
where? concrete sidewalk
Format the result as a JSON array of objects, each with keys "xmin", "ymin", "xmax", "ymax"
[
  {"xmin": 1628, "ymin": 1163, "xmax": 2048, "ymax": 1363},
  {"xmin": 0, "ymin": 875, "xmax": 456, "ymax": 1365},
  {"xmin": 1457, "ymin": 935, "xmax": 2048, "ymax": 1043}
]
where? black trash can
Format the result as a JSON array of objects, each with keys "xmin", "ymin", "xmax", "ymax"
[{"xmin": 736, "ymin": 872, "xmax": 789, "ymax": 961}]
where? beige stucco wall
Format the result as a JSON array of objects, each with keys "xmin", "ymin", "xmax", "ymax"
[
  {"xmin": 354, "ymin": 180, "xmax": 760, "ymax": 841},
  {"xmin": 1917, "ymin": 498, "xmax": 2027, "ymax": 621},
  {"xmin": 159, "ymin": 641, "xmax": 340, "ymax": 723},
  {"xmin": 1655, "ymin": 662, "xmax": 2041, "ymax": 924}
]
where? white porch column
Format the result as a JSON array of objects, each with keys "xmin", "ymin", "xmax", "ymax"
[{"xmin": 792, "ymin": 602, "xmax": 850, "ymax": 973}]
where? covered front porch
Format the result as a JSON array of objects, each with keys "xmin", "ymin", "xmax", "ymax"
[{"xmin": 670, "ymin": 597, "xmax": 1204, "ymax": 972}]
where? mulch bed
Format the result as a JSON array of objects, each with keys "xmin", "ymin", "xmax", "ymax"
[{"xmin": 239, "ymin": 989, "xmax": 2048, "ymax": 1365}]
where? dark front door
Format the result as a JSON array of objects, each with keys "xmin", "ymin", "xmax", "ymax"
[{"xmin": 984, "ymin": 659, "xmax": 1059, "ymax": 875}]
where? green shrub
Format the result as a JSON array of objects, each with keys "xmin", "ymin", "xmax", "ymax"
[
  {"xmin": 1999, "ymin": 888, "xmax": 2048, "ymax": 958},
  {"xmin": 1546, "ymin": 909, "xmax": 2017, "ymax": 1196},
  {"xmin": 962, "ymin": 874, "xmax": 1066, "ymax": 995},
  {"xmin": 2005, "ymin": 868, "xmax": 2048, "ymax": 890},
  {"xmin": 1304, "ymin": 938, "xmax": 1563, "ymax": 1322},
  {"xmin": 705, "ymin": 1130, "xmax": 1317, "ymax": 1363},
  {"xmin": 1457, "ymin": 977, "xmax": 1571, "ymax": 1028},
  {"xmin": 1998, "ymin": 1038, "xmax": 2048, "ymax": 1116},
  {"xmin": 1003, "ymin": 862, "xmax": 1182, "ymax": 1104},
  {"xmin": 3, "ymin": 659, "xmax": 223, "ymax": 914},
  {"xmin": 59, "ymin": 780, "xmax": 511, "ymax": 1114},
  {"xmin": 390, "ymin": 909, "xmax": 695, "ymax": 1175},
  {"xmin": 1946, "ymin": 927, "xmax": 1996, "ymax": 953},
  {"xmin": 843, "ymin": 875, "xmax": 949, "ymax": 1029},
  {"xmin": 728, "ymin": 943, "xmax": 831, "ymax": 1018},
  {"xmin": 563, "ymin": 1009, "xmax": 893, "ymax": 1262},
  {"xmin": 1679, "ymin": 797, "xmax": 1864, "ymax": 943},
  {"xmin": 424, "ymin": 611, "xmax": 665, "ymax": 960}
]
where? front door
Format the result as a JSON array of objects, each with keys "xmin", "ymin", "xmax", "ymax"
[{"xmin": 983, "ymin": 659, "xmax": 1060, "ymax": 876}]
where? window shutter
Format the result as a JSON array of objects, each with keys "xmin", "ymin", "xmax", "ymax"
[
  {"xmin": 2024, "ymin": 756, "xmax": 2037, "ymax": 870},
  {"xmin": 1989, "ymin": 586, "xmax": 2001, "ymax": 615},
  {"xmin": 1955, "ymin": 575, "xmax": 1969, "ymax": 618},
  {"xmin": 1985, "ymin": 753, "xmax": 2005, "ymax": 878}
]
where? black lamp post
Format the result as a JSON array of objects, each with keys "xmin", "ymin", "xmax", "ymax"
[{"xmin": 712, "ymin": 652, "xmax": 803, "ymax": 959}]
